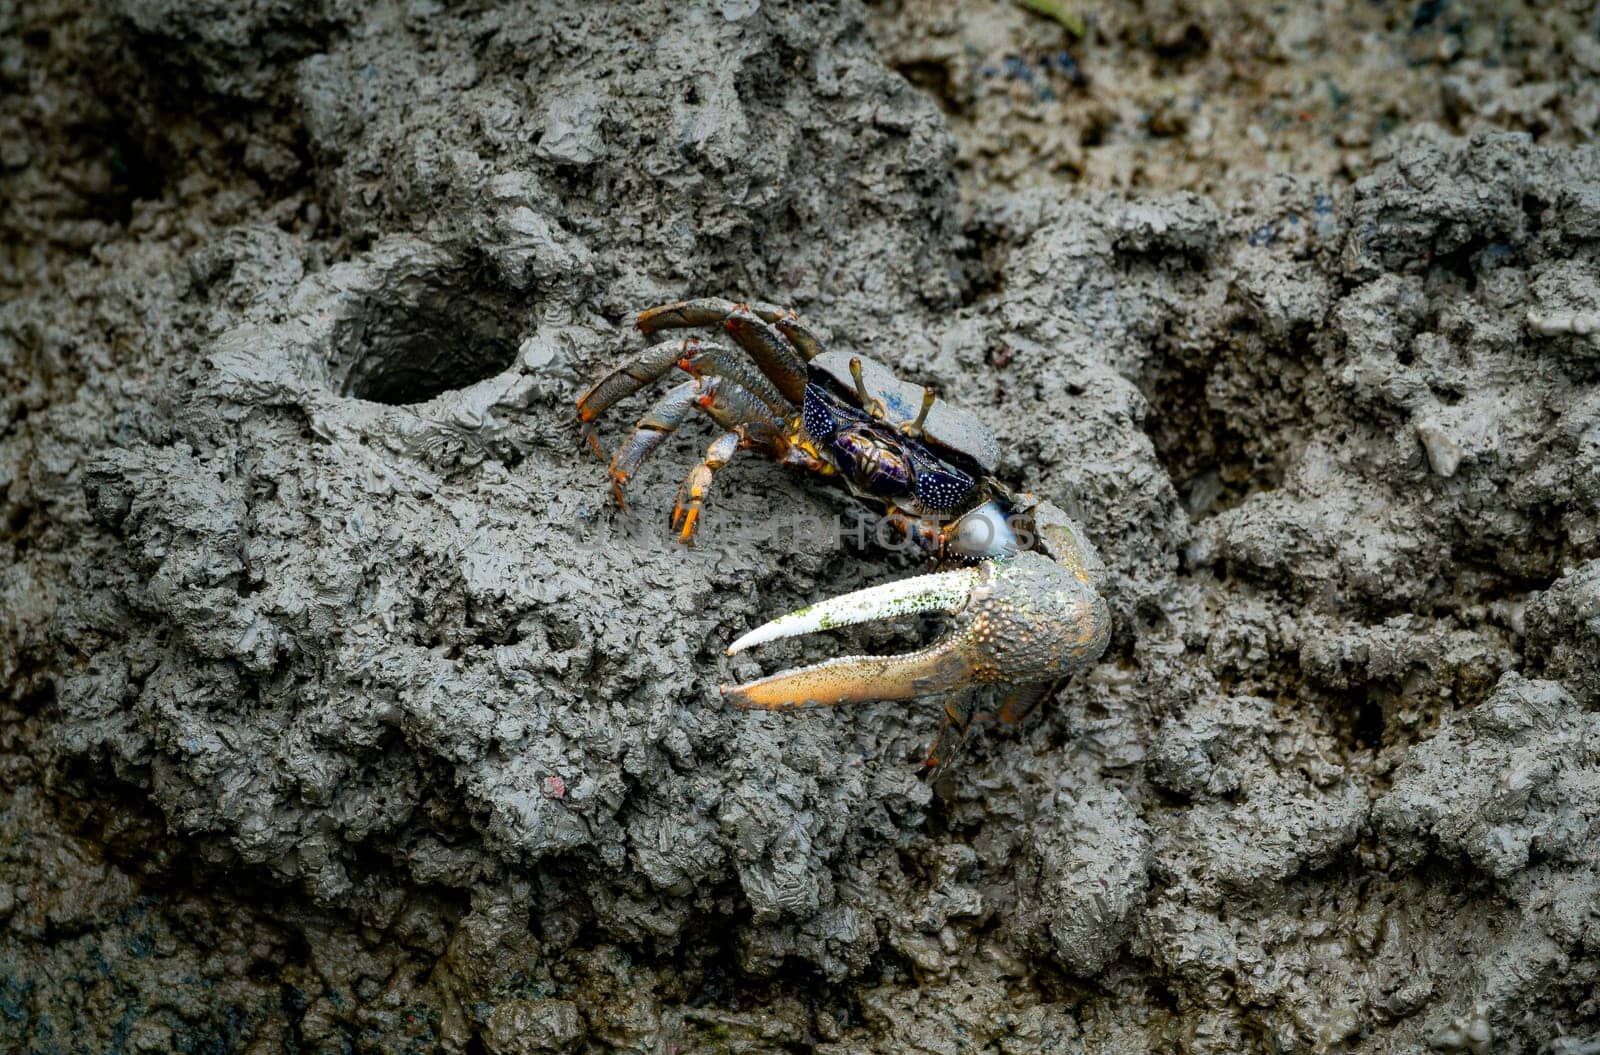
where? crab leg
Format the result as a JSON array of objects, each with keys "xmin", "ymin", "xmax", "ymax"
[
  {"xmin": 667, "ymin": 384, "xmax": 797, "ymax": 542},
  {"xmin": 749, "ymin": 301, "xmax": 827, "ymax": 362},
  {"xmin": 577, "ymin": 338, "xmax": 703, "ymax": 425},
  {"xmin": 607, "ymin": 378, "xmax": 702, "ymax": 508},
  {"xmin": 995, "ymin": 680, "xmax": 1051, "ymax": 724},
  {"xmin": 636, "ymin": 297, "xmax": 746, "ymax": 333},
  {"xmin": 639, "ymin": 298, "xmax": 817, "ymax": 346},
  {"xmin": 577, "ymin": 336, "xmax": 795, "ymax": 451},
  {"xmin": 925, "ymin": 695, "xmax": 982, "ymax": 772},
  {"xmin": 608, "ymin": 375, "xmax": 788, "ymax": 510},
  {"xmin": 672, "ymin": 430, "xmax": 741, "ymax": 544},
  {"xmin": 637, "ymin": 299, "xmax": 810, "ymax": 404},
  {"xmin": 720, "ymin": 309, "xmax": 809, "ymax": 404},
  {"xmin": 676, "ymin": 342, "xmax": 791, "ymax": 419},
  {"xmin": 578, "ymin": 338, "xmax": 707, "ymax": 456},
  {"xmin": 921, "ymin": 681, "xmax": 1048, "ymax": 772}
]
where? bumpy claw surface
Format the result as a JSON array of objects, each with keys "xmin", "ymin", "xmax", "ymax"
[{"xmin": 720, "ymin": 550, "xmax": 1110, "ymax": 710}]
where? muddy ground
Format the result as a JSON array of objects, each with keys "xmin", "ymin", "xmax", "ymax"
[{"xmin": 2, "ymin": 1, "xmax": 1599, "ymax": 1053}]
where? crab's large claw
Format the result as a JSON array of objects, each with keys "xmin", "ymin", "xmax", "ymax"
[{"xmin": 721, "ymin": 550, "xmax": 1110, "ymax": 710}]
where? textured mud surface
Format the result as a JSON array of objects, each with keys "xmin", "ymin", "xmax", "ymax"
[
  {"xmin": 867, "ymin": 0, "xmax": 1600, "ymax": 198},
  {"xmin": 3, "ymin": 1, "xmax": 1599, "ymax": 1053}
]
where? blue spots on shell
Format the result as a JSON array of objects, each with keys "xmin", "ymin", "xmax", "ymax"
[
  {"xmin": 801, "ymin": 385, "xmax": 837, "ymax": 443},
  {"xmin": 916, "ymin": 464, "xmax": 976, "ymax": 513}
]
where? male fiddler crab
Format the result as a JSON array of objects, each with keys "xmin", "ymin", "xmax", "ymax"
[{"xmin": 576, "ymin": 298, "xmax": 1111, "ymax": 768}]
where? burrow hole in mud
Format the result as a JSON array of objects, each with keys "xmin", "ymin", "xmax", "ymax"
[
  {"xmin": 97, "ymin": 126, "xmax": 169, "ymax": 227},
  {"xmin": 332, "ymin": 264, "xmax": 522, "ymax": 406},
  {"xmin": 895, "ymin": 59, "xmax": 961, "ymax": 115},
  {"xmin": 1141, "ymin": 319, "xmax": 1311, "ymax": 520}
]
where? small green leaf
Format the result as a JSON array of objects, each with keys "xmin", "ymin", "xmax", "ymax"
[{"xmin": 1016, "ymin": 0, "xmax": 1086, "ymax": 38}]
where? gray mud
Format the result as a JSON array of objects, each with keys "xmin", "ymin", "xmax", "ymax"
[{"xmin": 3, "ymin": 2, "xmax": 1598, "ymax": 1053}]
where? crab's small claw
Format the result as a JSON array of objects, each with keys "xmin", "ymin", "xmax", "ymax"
[{"xmin": 721, "ymin": 551, "xmax": 1110, "ymax": 710}]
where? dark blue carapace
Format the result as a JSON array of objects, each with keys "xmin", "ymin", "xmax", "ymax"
[{"xmin": 800, "ymin": 382, "xmax": 978, "ymax": 514}]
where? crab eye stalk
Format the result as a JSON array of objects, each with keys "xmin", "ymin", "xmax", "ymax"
[
  {"xmin": 901, "ymin": 385, "xmax": 936, "ymax": 438},
  {"xmin": 849, "ymin": 356, "xmax": 888, "ymax": 420}
]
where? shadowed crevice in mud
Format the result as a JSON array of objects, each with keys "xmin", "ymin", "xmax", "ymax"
[
  {"xmin": 90, "ymin": 123, "xmax": 171, "ymax": 228},
  {"xmin": 1137, "ymin": 324, "xmax": 1311, "ymax": 521},
  {"xmin": 339, "ymin": 316, "xmax": 519, "ymax": 407},
  {"xmin": 1141, "ymin": 352, "xmax": 1279, "ymax": 520},
  {"xmin": 320, "ymin": 256, "xmax": 528, "ymax": 406},
  {"xmin": 892, "ymin": 59, "xmax": 964, "ymax": 116}
]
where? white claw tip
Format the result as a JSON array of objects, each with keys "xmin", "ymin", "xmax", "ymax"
[{"xmin": 726, "ymin": 568, "xmax": 979, "ymax": 655}]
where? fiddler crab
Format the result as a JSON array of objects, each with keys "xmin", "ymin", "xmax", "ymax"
[{"xmin": 576, "ymin": 298, "xmax": 1111, "ymax": 768}]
